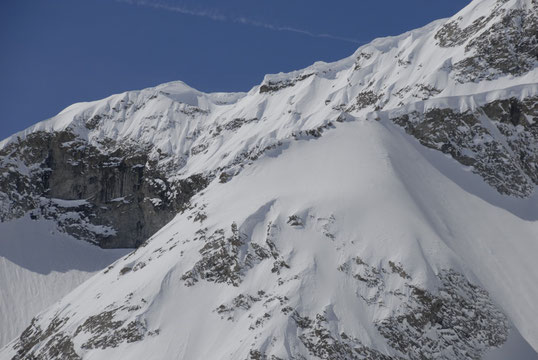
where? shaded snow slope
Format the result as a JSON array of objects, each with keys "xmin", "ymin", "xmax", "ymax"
[
  {"xmin": 0, "ymin": 217, "xmax": 128, "ymax": 347},
  {"xmin": 2, "ymin": 119, "xmax": 536, "ymax": 359}
]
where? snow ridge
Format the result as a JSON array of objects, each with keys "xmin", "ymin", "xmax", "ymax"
[{"xmin": 0, "ymin": 0, "xmax": 537, "ymax": 358}]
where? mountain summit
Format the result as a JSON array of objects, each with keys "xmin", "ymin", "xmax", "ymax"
[{"xmin": 1, "ymin": 0, "xmax": 537, "ymax": 358}]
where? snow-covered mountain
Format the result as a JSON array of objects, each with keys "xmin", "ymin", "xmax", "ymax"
[{"xmin": 1, "ymin": 0, "xmax": 537, "ymax": 358}]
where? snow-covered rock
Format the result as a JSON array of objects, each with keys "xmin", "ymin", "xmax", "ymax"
[
  {"xmin": 0, "ymin": 0, "xmax": 537, "ymax": 358},
  {"xmin": 1, "ymin": 0, "xmax": 536, "ymax": 248}
]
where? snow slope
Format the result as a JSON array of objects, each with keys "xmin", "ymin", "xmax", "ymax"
[
  {"xmin": 0, "ymin": 217, "xmax": 128, "ymax": 347},
  {"xmin": 1, "ymin": 0, "xmax": 536, "ymax": 246},
  {"xmin": 2, "ymin": 118, "xmax": 537, "ymax": 359},
  {"xmin": 0, "ymin": 0, "xmax": 537, "ymax": 358}
]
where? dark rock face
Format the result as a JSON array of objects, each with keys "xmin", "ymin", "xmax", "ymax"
[
  {"xmin": 0, "ymin": 131, "xmax": 208, "ymax": 248},
  {"xmin": 392, "ymin": 96, "xmax": 538, "ymax": 197},
  {"xmin": 482, "ymin": 97, "xmax": 538, "ymax": 185}
]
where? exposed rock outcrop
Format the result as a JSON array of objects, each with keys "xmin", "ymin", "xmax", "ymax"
[{"xmin": 0, "ymin": 131, "xmax": 207, "ymax": 248}]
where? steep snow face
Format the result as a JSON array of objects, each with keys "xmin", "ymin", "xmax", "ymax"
[
  {"xmin": 0, "ymin": 0, "xmax": 537, "ymax": 358},
  {"xmin": 2, "ymin": 119, "xmax": 537, "ymax": 359},
  {"xmin": 0, "ymin": 216, "xmax": 127, "ymax": 347},
  {"xmin": 0, "ymin": 0, "xmax": 536, "ymax": 248}
]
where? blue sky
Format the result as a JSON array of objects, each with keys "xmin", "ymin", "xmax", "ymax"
[{"xmin": 0, "ymin": 0, "xmax": 470, "ymax": 139}]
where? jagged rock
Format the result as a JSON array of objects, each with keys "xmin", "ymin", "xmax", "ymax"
[
  {"xmin": 12, "ymin": 316, "xmax": 80, "ymax": 360},
  {"xmin": 0, "ymin": 131, "xmax": 208, "ymax": 247},
  {"xmin": 453, "ymin": 6, "xmax": 538, "ymax": 82},
  {"xmin": 74, "ymin": 309, "xmax": 146, "ymax": 350},
  {"xmin": 296, "ymin": 311, "xmax": 398, "ymax": 360},
  {"xmin": 377, "ymin": 270, "xmax": 509, "ymax": 360},
  {"xmin": 391, "ymin": 97, "xmax": 538, "ymax": 197}
]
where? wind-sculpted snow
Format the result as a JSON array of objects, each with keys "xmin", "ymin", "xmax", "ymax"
[
  {"xmin": 0, "ymin": 0, "xmax": 537, "ymax": 248},
  {"xmin": 2, "ymin": 119, "xmax": 537, "ymax": 359},
  {"xmin": 1, "ymin": 0, "xmax": 537, "ymax": 357}
]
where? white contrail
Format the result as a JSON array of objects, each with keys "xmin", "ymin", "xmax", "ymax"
[
  {"xmin": 233, "ymin": 16, "xmax": 363, "ymax": 44},
  {"xmin": 117, "ymin": 0, "xmax": 363, "ymax": 45}
]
